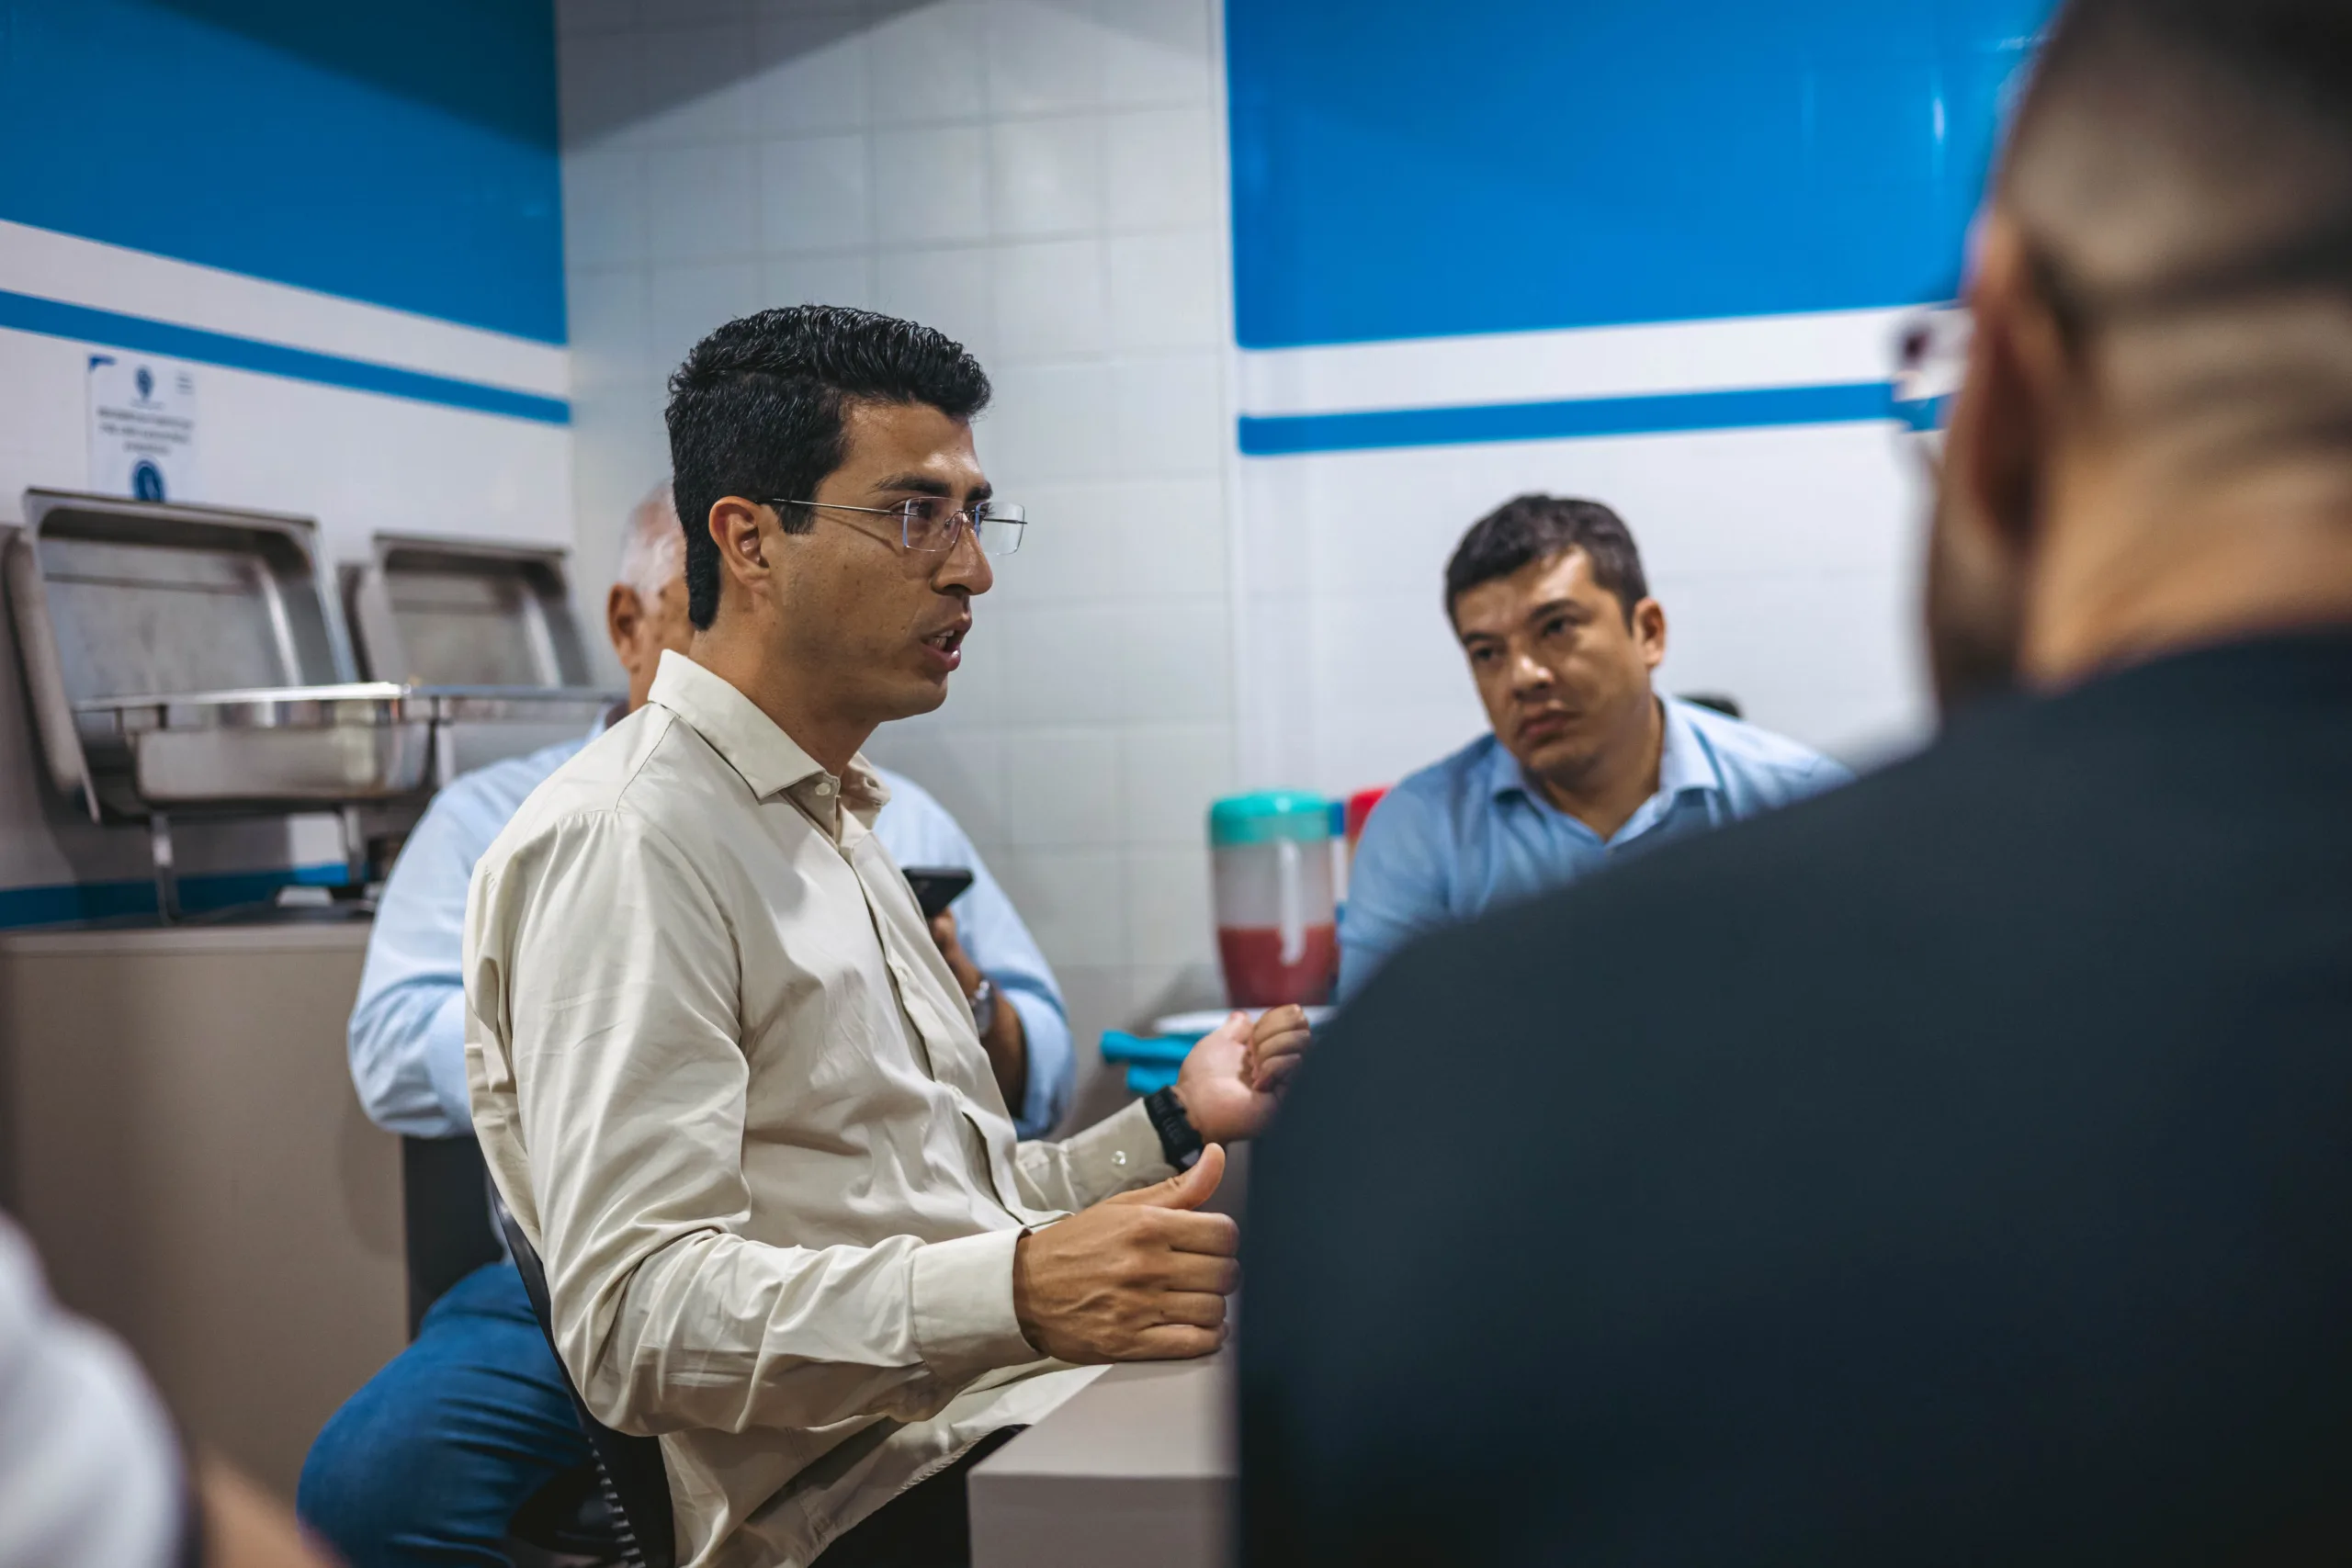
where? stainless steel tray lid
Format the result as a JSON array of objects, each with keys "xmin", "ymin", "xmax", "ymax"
[
  {"xmin": 17, "ymin": 490, "xmax": 353, "ymax": 702},
  {"xmin": 345, "ymin": 533, "xmax": 594, "ymax": 689}
]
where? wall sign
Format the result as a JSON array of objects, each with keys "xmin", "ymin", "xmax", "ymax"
[{"xmin": 87, "ymin": 353, "xmax": 198, "ymax": 502}]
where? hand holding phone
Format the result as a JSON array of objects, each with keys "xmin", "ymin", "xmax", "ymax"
[{"xmin": 901, "ymin": 865, "xmax": 976, "ymax": 921}]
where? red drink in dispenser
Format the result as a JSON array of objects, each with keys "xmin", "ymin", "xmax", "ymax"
[
  {"xmin": 1208, "ymin": 791, "xmax": 1337, "ymax": 1008},
  {"xmin": 1216, "ymin": 923, "xmax": 1339, "ymax": 1008}
]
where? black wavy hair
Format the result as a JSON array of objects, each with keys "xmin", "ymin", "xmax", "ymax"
[{"xmin": 664, "ymin": 305, "xmax": 991, "ymax": 628}]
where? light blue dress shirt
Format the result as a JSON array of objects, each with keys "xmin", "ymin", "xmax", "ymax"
[
  {"xmin": 1339, "ymin": 696, "xmax": 1853, "ymax": 999},
  {"xmin": 348, "ymin": 738, "xmax": 1075, "ymax": 1139}
]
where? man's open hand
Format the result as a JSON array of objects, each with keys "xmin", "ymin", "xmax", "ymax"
[
  {"xmin": 1173, "ymin": 1007, "xmax": 1313, "ymax": 1145},
  {"xmin": 1012, "ymin": 1146, "xmax": 1238, "ymax": 1363}
]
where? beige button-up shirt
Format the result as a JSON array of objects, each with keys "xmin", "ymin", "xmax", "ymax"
[{"xmin": 464, "ymin": 652, "xmax": 1172, "ymax": 1567}]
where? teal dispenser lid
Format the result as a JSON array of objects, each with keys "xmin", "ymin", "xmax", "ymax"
[{"xmin": 1209, "ymin": 790, "xmax": 1332, "ymax": 846}]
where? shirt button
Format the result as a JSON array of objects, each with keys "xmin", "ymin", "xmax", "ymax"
[
  {"xmin": 1112, "ymin": 1149, "xmax": 1128, "ymax": 1168},
  {"xmin": 813, "ymin": 780, "xmax": 834, "ymax": 796}
]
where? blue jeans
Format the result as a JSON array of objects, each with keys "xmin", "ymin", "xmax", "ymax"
[{"xmin": 299, "ymin": 1262, "xmax": 592, "ymax": 1567}]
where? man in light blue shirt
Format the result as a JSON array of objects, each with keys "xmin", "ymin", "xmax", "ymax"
[
  {"xmin": 1341, "ymin": 495, "xmax": 1851, "ymax": 999},
  {"xmin": 300, "ymin": 484, "xmax": 1071, "ymax": 1567}
]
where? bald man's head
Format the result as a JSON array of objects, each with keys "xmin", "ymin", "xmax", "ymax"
[
  {"xmin": 1928, "ymin": 0, "xmax": 2352, "ymax": 709},
  {"xmin": 607, "ymin": 479, "xmax": 695, "ymax": 711},
  {"xmin": 1999, "ymin": 0, "xmax": 2352, "ymax": 453}
]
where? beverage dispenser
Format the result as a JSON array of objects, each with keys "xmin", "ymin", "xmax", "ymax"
[{"xmin": 1209, "ymin": 791, "xmax": 1336, "ymax": 1007}]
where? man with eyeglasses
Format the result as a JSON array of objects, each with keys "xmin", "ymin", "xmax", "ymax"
[
  {"xmin": 298, "ymin": 476, "xmax": 1080, "ymax": 1568},
  {"xmin": 1241, "ymin": 0, "xmax": 2352, "ymax": 1562},
  {"xmin": 467, "ymin": 307, "xmax": 1303, "ymax": 1568}
]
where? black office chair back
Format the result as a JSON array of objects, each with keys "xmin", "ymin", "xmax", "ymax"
[
  {"xmin": 401, "ymin": 1134, "xmax": 506, "ymax": 1336},
  {"xmin": 494, "ymin": 1201, "xmax": 679, "ymax": 1568}
]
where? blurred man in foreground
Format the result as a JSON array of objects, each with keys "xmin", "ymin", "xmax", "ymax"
[
  {"xmin": 1340, "ymin": 495, "xmax": 1847, "ymax": 998},
  {"xmin": 301, "ymin": 482, "xmax": 1075, "ymax": 1566},
  {"xmin": 1245, "ymin": 0, "xmax": 2352, "ymax": 1560}
]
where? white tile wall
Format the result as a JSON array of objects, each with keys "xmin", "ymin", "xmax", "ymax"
[{"xmin": 558, "ymin": 0, "xmax": 1238, "ymax": 1124}]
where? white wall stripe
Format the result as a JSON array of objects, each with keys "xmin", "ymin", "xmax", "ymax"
[
  {"xmin": 0, "ymin": 219, "xmax": 569, "ymax": 398},
  {"xmin": 1237, "ymin": 307, "xmax": 1917, "ymax": 419}
]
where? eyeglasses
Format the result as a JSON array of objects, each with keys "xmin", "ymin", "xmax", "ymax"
[
  {"xmin": 768, "ymin": 496, "xmax": 1025, "ymax": 557},
  {"xmin": 1891, "ymin": 301, "xmax": 1972, "ymax": 470}
]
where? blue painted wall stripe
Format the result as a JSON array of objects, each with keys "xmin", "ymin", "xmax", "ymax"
[
  {"xmin": 0, "ymin": 288, "xmax": 570, "ymax": 426},
  {"xmin": 0, "ymin": 862, "xmax": 348, "ymax": 931},
  {"xmin": 1238, "ymin": 381, "xmax": 1895, "ymax": 457},
  {"xmin": 0, "ymin": 0, "xmax": 564, "ymax": 344},
  {"xmin": 1226, "ymin": 0, "xmax": 2050, "ymax": 349}
]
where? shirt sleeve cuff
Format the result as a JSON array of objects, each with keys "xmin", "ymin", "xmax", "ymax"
[
  {"xmin": 424, "ymin": 994, "xmax": 477, "ymax": 1134},
  {"xmin": 1004, "ymin": 988, "xmax": 1071, "ymax": 1136},
  {"xmin": 1062, "ymin": 1098, "xmax": 1176, "ymax": 1205},
  {"xmin": 909, "ymin": 1227, "xmax": 1038, "ymax": 1382}
]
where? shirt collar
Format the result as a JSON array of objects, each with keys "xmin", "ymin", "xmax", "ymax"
[
  {"xmin": 1654, "ymin": 696, "xmax": 1728, "ymax": 803},
  {"xmin": 1484, "ymin": 697, "xmax": 1729, "ymax": 808},
  {"xmin": 645, "ymin": 650, "xmax": 891, "ymax": 829}
]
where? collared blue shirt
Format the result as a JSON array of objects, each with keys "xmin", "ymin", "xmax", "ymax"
[
  {"xmin": 348, "ymin": 739, "xmax": 1075, "ymax": 1139},
  {"xmin": 1338, "ymin": 696, "xmax": 1854, "ymax": 999}
]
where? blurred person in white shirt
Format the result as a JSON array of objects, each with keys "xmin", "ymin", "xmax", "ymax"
[{"xmin": 0, "ymin": 1212, "xmax": 334, "ymax": 1568}]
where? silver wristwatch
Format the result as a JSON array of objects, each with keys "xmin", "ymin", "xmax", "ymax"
[{"xmin": 968, "ymin": 976, "xmax": 998, "ymax": 1035}]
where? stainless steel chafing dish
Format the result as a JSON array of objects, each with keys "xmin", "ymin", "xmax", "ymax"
[
  {"xmin": 70, "ymin": 682, "xmax": 436, "ymax": 814},
  {"xmin": 4, "ymin": 490, "xmax": 420, "ymax": 821},
  {"xmin": 343, "ymin": 533, "xmax": 617, "ymax": 780},
  {"xmin": 5, "ymin": 491, "xmax": 618, "ymax": 919}
]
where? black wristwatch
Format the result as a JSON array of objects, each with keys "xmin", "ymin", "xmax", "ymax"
[{"xmin": 1143, "ymin": 1086, "xmax": 1204, "ymax": 1171}]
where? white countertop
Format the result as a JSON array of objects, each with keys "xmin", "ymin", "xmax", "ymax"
[{"xmin": 969, "ymin": 1352, "xmax": 1234, "ymax": 1568}]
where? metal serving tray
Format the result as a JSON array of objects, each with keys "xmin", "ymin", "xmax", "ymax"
[
  {"xmin": 72, "ymin": 683, "xmax": 436, "ymax": 813},
  {"xmin": 4, "ymin": 490, "xmax": 384, "ymax": 821},
  {"xmin": 9, "ymin": 494, "xmax": 623, "ymax": 819},
  {"xmin": 412, "ymin": 684, "xmax": 616, "ymax": 788},
  {"xmin": 345, "ymin": 534, "xmax": 594, "ymax": 689}
]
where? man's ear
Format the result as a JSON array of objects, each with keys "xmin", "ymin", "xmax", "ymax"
[
  {"xmin": 1949, "ymin": 211, "xmax": 2067, "ymax": 561},
  {"xmin": 1632, "ymin": 597, "xmax": 1668, "ymax": 670},
  {"xmin": 1926, "ymin": 206, "xmax": 2049, "ymax": 713},
  {"xmin": 707, "ymin": 496, "xmax": 773, "ymax": 606},
  {"xmin": 606, "ymin": 581, "xmax": 640, "ymax": 659}
]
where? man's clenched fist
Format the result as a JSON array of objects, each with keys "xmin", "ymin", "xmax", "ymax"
[{"xmin": 1012, "ymin": 1145, "xmax": 1240, "ymax": 1363}]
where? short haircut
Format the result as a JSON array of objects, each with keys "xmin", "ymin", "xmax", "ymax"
[
  {"xmin": 665, "ymin": 306, "xmax": 991, "ymax": 628},
  {"xmin": 1443, "ymin": 495, "xmax": 1650, "ymax": 626},
  {"xmin": 2002, "ymin": 0, "xmax": 2352, "ymax": 450},
  {"xmin": 616, "ymin": 479, "xmax": 682, "ymax": 602}
]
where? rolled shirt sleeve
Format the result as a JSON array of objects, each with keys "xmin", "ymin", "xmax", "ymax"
[
  {"xmin": 1000, "ymin": 988, "xmax": 1073, "ymax": 1134},
  {"xmin": 468, "ymin": 809, "xmax": 1043, "ymax": 1438}
]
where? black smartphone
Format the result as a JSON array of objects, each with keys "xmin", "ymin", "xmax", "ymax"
[{"xmin": 902, "ymin": 865, "xmax": 975, "ymax": 921}]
